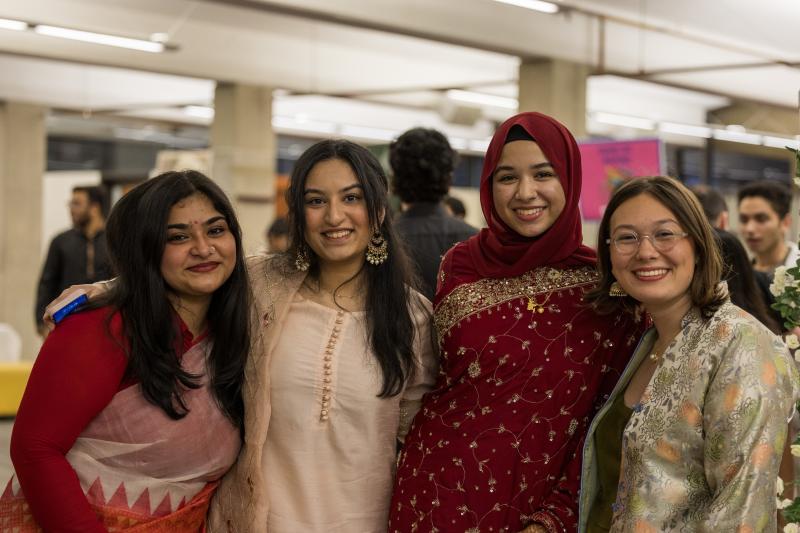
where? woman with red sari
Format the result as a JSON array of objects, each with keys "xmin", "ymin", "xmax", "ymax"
[
  {"xmin": 389, "ymin": 112, "xmax": 644, "ymax": 533},
  {"xmin": 0, "ymin": 170, "xmax": 249, "ymax": 532}
]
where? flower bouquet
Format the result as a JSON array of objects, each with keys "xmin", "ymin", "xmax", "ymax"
[{"xmin": 772, "ymin": 146, "xmax": 800, "ymax": 531}]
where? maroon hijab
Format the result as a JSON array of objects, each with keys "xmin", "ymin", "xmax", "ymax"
[{"xmin": 465, "ymin": 112, "xmax": 596, "ymax": 278}]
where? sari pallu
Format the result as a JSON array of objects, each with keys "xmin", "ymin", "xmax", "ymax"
[
  {"xmin": 390, "ymin": 253, "xmax": 643, "ymax": 532},
  {"xmin": 0, "ymin": 339, "xmax": 241, "ymax": 532}
]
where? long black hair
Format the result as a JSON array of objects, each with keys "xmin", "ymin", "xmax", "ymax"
[
  {"xmin": 99, "ymin": 170, "xmax": 250, "ymax": 423},
  {"xmin": 286, "ymin": 139, "xmax": 425, "ymax": 397},
  {"xmin": 715, "ymin": 229, "xmax": 782, "ymax": 334}
]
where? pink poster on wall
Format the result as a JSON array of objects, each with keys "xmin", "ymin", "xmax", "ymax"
[{"xmin": 579, "ymin": 138, "xmax": 664, "ymax": 220}]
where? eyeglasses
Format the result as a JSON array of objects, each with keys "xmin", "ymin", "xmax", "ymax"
[{"xmin": 606, "ymin": 229, "xmax": 689, "ymax": 255}]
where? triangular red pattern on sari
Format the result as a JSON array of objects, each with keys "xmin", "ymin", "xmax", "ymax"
[
  {"xmin": 107, "ymin": 482, "xmax": 128, "ymax": 509},
  {"xmin": 0, "ymin": 479, "xmax": 217, "ymax": 532}
]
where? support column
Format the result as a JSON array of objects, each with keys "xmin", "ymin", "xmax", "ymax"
[
  {"xmin": 518, "ymin": 59, "xmax": 590, "ymax": 138},
  {"xmin": 211, "ymin": 83, "xmax": 276, "ymax": 254},
  {"xmin": 0, "ymin": 102, "xmax": 46, "ymax": 360}
]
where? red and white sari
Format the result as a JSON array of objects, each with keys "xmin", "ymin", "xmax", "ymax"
[{"xmin": 1, "ymin": 310, "xmax": 241, "ymax": 532}]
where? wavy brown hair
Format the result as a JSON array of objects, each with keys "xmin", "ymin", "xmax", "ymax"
[{"xmin": 585, "ymin": 176, "xmax": 725, "ymax": 318}]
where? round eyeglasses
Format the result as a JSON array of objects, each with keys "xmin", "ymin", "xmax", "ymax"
[{"xmin": 606, "ymin": 230, "xmax": 689, "ymax": 255}]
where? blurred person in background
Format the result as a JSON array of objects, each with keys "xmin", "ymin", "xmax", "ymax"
[
  {"xmin": 690, "ymin": 186, "xmax": 784, "ymax": 331},
  {"xmin": 443, "ymin": 195, "xmax": 468, "ymax": 220},
  {"xmin": 390, "ymin": 127, "xmax": 477, "ymax": 300},
  {"xmin": 690, "ymin": 185, "xmax": 729, "ymax": 230},
  {"xmin": 715, "ymin": 228, "xmax": 782, "ymax": 333},
  {"xmin": 3, "ymin": 171, "xmax": 249, "ymax": 531},
  {"xmin": 738, "ymin": 180, "xmax": 798, "ymax": 274},
  {"xmin": 35, "ymin": 185, "xmax": 111, "ymax": 336},
  {"xmin": 266, "ymin": 217, "xmax": 290, "ymax": 253}
]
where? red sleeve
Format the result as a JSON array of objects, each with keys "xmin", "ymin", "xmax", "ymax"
[
  {"xmin": 529, "ymin": 429, "xmax": 585, "ymax": 533},
  {"xmin": 10, "ymin": 308, "xmax": 128, "ymax": 533}
]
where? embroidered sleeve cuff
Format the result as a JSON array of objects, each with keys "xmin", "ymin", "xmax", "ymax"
[{"xmin": 529, "ymin": 509, "xmax": 566, "ymax": 533}]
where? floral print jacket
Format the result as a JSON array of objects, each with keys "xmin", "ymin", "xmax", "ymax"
[{"xmin": 579, "ymin": 301, "xmax": 800, "ymax": 532}]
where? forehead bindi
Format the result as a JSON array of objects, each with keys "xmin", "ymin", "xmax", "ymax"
[{"xmin": 168, "ymin": 195, "xmax": 221, "ymax": 226}]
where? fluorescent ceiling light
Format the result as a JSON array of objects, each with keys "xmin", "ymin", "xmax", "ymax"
[
  {"xmin": 0, "ymin": 18, "xmax": 27, "ymax": 31},
  {"xmin": 340, "ymin": 124, "xmax": 398, "ymax": 141},
  {"xmin": 658, "ymin": 122, "xmax": 712, "ymax": 138},
  {"xmin": 712, "ymin": 128, "xmax": 762, "ymax": 145},
  {"xmin": 763, "ymin": 135, "xmax": 800, "ymax": 150},
  {"xmin": 448, "ymin": 137, "xmax": 469, "ymax": 151},
  {"xmin": 593, "ymin": 112, "xmax": 655, "ymax": 130},
  {"xmin": 184, "ymin": 105, "xmax": 214, "ymax": 119},
  {"xmin": 34, "ymin": 25, "xmax": 165, "ymax": 53},
  {"xmin": 446, "ymin": 89, "xmax": 518, "ymax": 110},
  {"xmin": 468, "ymin": 139, "xmax": 491, "ymax": 152},
  {"xmin": 272, "ymin": 116, "xmax": 338, "ymax": 135},
  {"xmin": 492, "ymin": 0, "xmax": 560, "ymax": 14}
]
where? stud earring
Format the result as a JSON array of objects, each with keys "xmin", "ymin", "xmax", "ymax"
[
  {"xmin": 609, "ymin": 281, "xmax": 627, "ymax": 297},
  {"xmin": 365, "ymin": 231, "xmax": 388, "ymax": 265},
  {"xmin": 295, "ymin": 245, "xmax": 310, "ymax": 271}
]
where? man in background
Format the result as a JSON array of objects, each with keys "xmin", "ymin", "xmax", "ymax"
[
  {"xmin": 737, "ymin": 180, "xmax": 798, "ymax": 274},
  {"xmin": 390, "ymin": 128, "xmax": 476, "ymax": 300},
  {"xmin": 35, "ymin": 186, "xmax": 111, "ymax": 335},
  {"xmin": 443, "ymin": 196, "xmax": 469, "ymax": 221},
  {"xmin": 691, "ymin": 185, "xmax": 729, "ymax": 230},
  {"xmin": 266, "ymin": 217, "xmax": 290, "ymax": 253}
]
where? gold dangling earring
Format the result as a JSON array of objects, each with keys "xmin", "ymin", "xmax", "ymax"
[
  {"xmin": 609, "ymin": 281, "xmax": 627, "ymax": 297},
  {"xmin": 295, "ymin": 245, "xmax": 310, "ymax": 271},
  {"xmin": 365, "ymin": 231, "xmax": 389, "ymax": 265}
]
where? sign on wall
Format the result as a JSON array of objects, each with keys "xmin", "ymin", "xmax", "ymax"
[{"xmin": 579, "ymin": 138, "xmax": 664, "ymax": 220}]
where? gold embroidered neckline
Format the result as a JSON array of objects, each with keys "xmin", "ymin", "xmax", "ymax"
[{"xmin": 434, "ymin": 266, "xmax": 598, "ymax": 341}]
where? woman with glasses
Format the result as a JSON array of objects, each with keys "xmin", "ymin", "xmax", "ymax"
[
  {"xmin": 580, "ymin": 176, "xmax": 799, "ymax": 532},
  {"xmin": 389, "ymin": 112, "xmax": 644, "ymax": 533}
]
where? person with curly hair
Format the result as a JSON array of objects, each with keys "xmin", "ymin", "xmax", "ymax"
[{"xmin": 390, "ymin": 127, "xmax": 477, "ymax": 299}]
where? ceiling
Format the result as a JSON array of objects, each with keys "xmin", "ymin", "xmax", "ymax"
[{"xmin": 0, "ymin": 0, "xmax": 798, "ymax": 144}]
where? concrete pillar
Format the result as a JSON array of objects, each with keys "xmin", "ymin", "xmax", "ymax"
[
  {"xmin": 518, "ymin": 59, "xmax": 590, "ymax": 138},
  {"xmin": 211, "ymin": 83, "xmax": 276, "ymax": 254},
  {"xmin": 0, "ymin": 102, "xmax": 46, "ymax": 360}
]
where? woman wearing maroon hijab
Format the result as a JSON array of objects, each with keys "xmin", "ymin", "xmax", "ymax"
[{"xmin": 389, "ymin": 112, "xmax": 644, "ymax": 533}]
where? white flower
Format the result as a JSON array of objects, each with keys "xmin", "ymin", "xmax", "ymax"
[
  {"xmin": 772, "ymin": 266, "xmax": 789, "ymax": 296},
  {"xmin": 778, "ymin": 476, "xmax": 786, "ymax": 495},
  {"xmin": 794, "ymin": 176, "xmax": 800, "ymax": 188},
  {"xmin": 784, "ymin": 523, "xmax": 800, "ymax": 533},
  {"xmin": 777, "ymin": 497, "xmax": 794, "ymax": 510},
  {"xmin": 792, "ymin": 444, "xmax": 800, "ymax": 457},
  {"xmin": 787, "ymin": 335, "xmax": 800, "ymax": 350}
]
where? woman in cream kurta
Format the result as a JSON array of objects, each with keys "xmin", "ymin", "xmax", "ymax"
[
  {"xmin": 265, "ymin": 288, "xmax": 435, "ymax": 531},
  {"xmin": 209, "ymin": 139, "xmax": 438, "ymax": 533}
]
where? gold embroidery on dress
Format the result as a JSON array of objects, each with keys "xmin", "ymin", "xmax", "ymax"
[{"xmin": 434, "ymin": 266, "xmax": 598, "ymax": 341}]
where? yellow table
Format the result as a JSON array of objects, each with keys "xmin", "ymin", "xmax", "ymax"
[{"xmin": 0, "ymin": 362, "xmax": 32, "ymax": 416}]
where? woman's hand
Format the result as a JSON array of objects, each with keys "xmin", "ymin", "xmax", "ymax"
[{"xmin": 41, "ymin": 282, "xmax": 110, "ymax": 336}]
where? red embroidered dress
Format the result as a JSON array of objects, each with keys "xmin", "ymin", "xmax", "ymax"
[{"xmin": 389, "ymin": 113, "xmax": 642, "ymax": 533}]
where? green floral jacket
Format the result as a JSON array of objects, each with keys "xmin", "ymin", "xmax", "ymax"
[{"xmin": 579, "ymin": 301, "xmax": 800, "ymax": 532}]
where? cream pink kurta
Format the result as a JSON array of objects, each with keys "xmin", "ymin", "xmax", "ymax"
[{"xmin": 264, "ymin": 294, "xmax": 437, "ymax": 532}]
